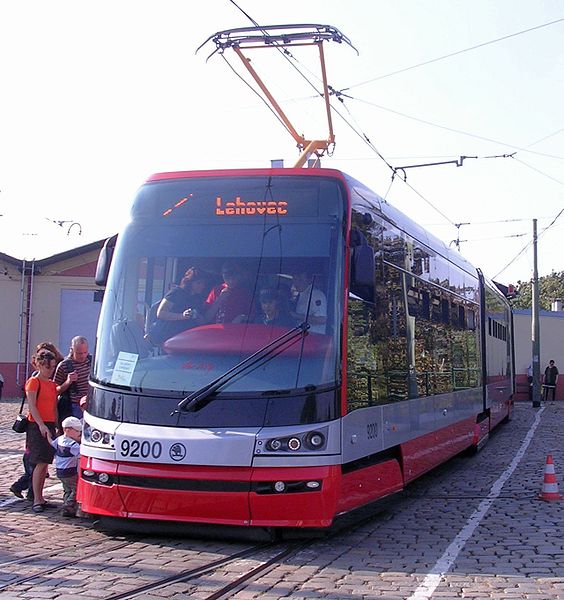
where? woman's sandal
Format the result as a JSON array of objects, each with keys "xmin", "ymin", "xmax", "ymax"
[{"xmin": 32, "ymin": 504, "xmax": 45, "ymax": 513}]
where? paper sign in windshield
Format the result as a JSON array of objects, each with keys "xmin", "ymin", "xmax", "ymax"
[{"xmin": 110, "ymin": 352, "xmax": 138, "ymax": 386}]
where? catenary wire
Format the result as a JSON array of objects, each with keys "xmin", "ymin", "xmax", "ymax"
[
  {"xmin": 341, "ymin": 17, "xmax": 564, "ymax": 91},
  {"xmin": 348, "ymin": 98, "xmax": 564, "ymax": 161},
  {"xmin": 511, "ymin": 156, "xmax": 564, "ymax": 187},
  {"xmin": 493, "ymin": 207, "xmax": 564, "ymax": 278},
  {"xmin": 526, "ymin": 127, "xmax": 564, "ymax": 148},
  {"xmin": 225, "ymin": 0, "xmax": 559, "ymax": 257}
]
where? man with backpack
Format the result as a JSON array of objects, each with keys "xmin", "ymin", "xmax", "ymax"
[{"xmin": 54, "ymin": 336, "xmax": 92, "ymax": 421}]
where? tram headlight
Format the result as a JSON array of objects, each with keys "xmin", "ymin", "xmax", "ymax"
[
  {"xmin": 83, "ymin": 424, "xmax": 114, "ymax": 448},
  {"xmin": 305, "ymin": 431, "xmax": 325, "ymax": 449},
  {"xmin": 267, "ymin": 438, "xmax": 283, "ymax": 451},
  {"xmin": 287, "ymin": 437, "xmax": 301, "ymax": 451},
  {"xmin": 262, "ymin": 428, "xmax": 328, "ymax": 453}
]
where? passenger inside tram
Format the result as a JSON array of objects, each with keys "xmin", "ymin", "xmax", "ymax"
[
  {"xmin": 254, "ymin": 287, "xmax": 297, "ymax": 328},
  {"xmin": 204, "ymin": 260, "xmax": 254, "ymax": 324},
  {"xmin": 290, "ymin": 269, "xmax": 327, "ymax": 334},
  {"xmin": 145, "ymin": 267, "xmax": 208, "ymax": 345}
]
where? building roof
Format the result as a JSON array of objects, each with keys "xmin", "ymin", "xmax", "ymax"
[
  {"xmin": 1, "ymin": 238, "xmax": 108, "ymax": 268},
  {"xmin": 513, "ymin": 308, "xmax": 564, "ymax": 318}
]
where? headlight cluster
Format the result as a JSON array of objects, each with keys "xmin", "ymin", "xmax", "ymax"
[
  {"xmin": 258, "ymin": 430, "xmax": 326, "ymax": 453},
  {"xmin": 83, "ymin": 423, "xmax": 114, "ymax": 448}
]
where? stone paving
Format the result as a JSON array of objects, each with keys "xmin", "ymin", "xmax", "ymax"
[{"xmin": 1, "ymin": 397, "xmax": 563, "ymax": 599}]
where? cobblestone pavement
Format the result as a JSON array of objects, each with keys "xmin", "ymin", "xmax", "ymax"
[{"xmin": 1, "ymin": 398, "xmax": 563, "ymax": 599}]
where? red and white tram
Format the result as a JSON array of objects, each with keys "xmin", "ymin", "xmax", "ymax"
[{"xmin": 79, "ymin": 168, "xmax": 513, "ymax": 531}]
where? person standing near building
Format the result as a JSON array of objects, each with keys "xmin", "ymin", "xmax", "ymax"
[
  {"xmin": 542, "ymin": 359, "xmax": 559, "ymax": 402},
  {"xmin": 0, "ymin": 371, "xmax": 4, "ymax": 400},
  {"xmin": 54, "ymin": 336, "xmax": 91, "ymax": 419},
  {"xmin": 10, "ymin": 341, "xmax": 64, "ymax": 502},
  {"xmin": 25, "ymin": 349, "xmax": 58, "ymax": 513}
]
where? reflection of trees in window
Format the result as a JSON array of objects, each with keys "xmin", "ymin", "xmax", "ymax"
[
  {"xmin": 346, "ymin": 210, "xmax": 482, "ymax": 412},
  {"xmin": 347, "ymin": 299, "xmax": 388, "ymax": 410},
  {"xmin": 346, "ymin": 263, "xmax": 408, "ymax": 410}
]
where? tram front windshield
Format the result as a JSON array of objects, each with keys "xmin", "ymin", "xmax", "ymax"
[{"xmin": 93, "ymin": 175, "xmax": 345, "ymax": 425}]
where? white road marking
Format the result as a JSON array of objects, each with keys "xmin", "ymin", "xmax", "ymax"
[{"xmin": 408, "ymin": 407, "xmax": 545, "ymax": 600}]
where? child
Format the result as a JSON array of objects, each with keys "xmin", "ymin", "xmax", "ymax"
[{"xmin": 48, "ymin": 416, "xmax": 82, "ymax": 517}]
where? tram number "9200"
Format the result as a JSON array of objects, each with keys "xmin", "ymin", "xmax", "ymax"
[
  {"xmin": 120, "ymin": 439, "xmax": 162, "ymax": 459},
  {"xmin": 366, "ymin": 422, "xmax": 378, "ymax": 439}
]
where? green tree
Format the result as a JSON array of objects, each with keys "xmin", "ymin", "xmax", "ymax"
[{"xmin": 511, "ymin": 271, "xmax": 564, "ymax": 310}]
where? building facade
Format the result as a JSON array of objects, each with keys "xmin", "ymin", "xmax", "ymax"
[
  {"xmin": 0, "ymin": 241, "xmax": 104, "ymax": 397},
  {"xmin": 512, "ymin": 308, "xmax": 564, "ymax": 401}
]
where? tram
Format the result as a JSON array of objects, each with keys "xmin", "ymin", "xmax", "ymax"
[{"xmin": 79, "ymin": 167, "xmax": 514, "ymax": 531}]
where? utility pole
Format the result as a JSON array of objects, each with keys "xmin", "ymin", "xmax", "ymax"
[{"xmin": 531, "ymin": 218, "xmax": 541, "ymax": 407}]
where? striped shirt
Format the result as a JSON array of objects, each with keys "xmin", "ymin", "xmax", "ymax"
[
  {"xmin": 54, "ymin": 356, "xmax": 91, "ymax": 404},
  {"xmin": 50, "ymin": 434, "xmax": 80, "ymax": 478}
]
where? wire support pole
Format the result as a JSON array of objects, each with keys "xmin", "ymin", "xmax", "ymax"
[{"xmin": 531, "ymin": 218, "xmax": 541, "ymax": 408}]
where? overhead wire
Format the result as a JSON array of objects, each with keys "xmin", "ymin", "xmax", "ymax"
[
  {"xmin": 341, "ymin": 17, "xmax": 564, "ymax": 91},
  {"xmin": 348, "ymin": 98, "xmax": 564, "ymax": 161},
  {"xmin": 526, "ymin": 128, "xmax": 564, "ymax": 148},
  {"xmin": 227, "ymin": 0, "xmax": 338, "ymax": 111},
  {"xmin": 219, "ymin": 54, "xmax": 293, "ymax": 138},
  {"xmin": 511, "ymin": 156, "xmax": 564, "ymax": 187},
  {"xmin": 224, "ymin": 1, "xmax": 561, "ymax": 268},
  {"xmin": 333, "ymin": 98, "xmax": 459, "ymax": 226},
  {"xmin": 493, "ymin": 207, "xmax": 564, "ymax": 279}
]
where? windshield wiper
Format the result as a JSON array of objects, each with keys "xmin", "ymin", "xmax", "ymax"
[{"xmin": 173, "ymin": 322, "xmax": 310, "ymax": 414}]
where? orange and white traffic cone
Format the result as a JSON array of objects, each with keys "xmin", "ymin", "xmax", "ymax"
[{"xmin": 539, "ymin": 454, "xmax": 562, "ymax": 502}]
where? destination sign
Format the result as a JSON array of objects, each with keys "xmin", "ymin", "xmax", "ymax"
[{"xmin": 215, "ymin": 196, "xmax": 288, "ymax": 216}]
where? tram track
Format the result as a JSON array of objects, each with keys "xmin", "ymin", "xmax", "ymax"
[
  {"xmin": 0, "ymin": 491, "xmax": 390, "ymax": 598},
  {"xmin": 0, "ymin": 538, "xmax": 112, "ymax": 569},
  {"xmin": 104, "ymin": 540, "xmax": 311, "ymax": 600},
  {"xmin": 0, "ymin": 537, "xmax": 137, "ymax": 592},
  {"xmin": 94, "ymin": 510, "xmax": 386, "ymax": 599},
  {"xmin": 0, "ymin": 537, "xmax": 292, "ymax": 599}
]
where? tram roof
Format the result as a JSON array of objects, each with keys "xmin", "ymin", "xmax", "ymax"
[{"xmin": 143, "ymin": 167, "xmax": 507, "ymax": 285}]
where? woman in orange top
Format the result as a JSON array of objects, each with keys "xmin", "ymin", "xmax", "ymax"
[{"xmin": 26, "ymin": 349, "xmax": 59, "ymax": 513}]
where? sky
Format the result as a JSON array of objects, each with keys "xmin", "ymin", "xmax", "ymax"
[{"xmin": 0, "ymin": 0, "xmax": 562, "ymax": 285}]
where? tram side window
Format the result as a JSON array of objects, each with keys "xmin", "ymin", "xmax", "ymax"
[
  {"xmin": 347, "ymin": 258, "xmax": 409, "ymax": 411},
  {"xmin": 346, "ymin": 219, "xmax": 482, "ymax": 411},
  {"xmin": 485, "ymin": 286, "xmax": 511, "ymax": 379},
  {"xmin": 410, "ymin": 279, "xmax": 480, "ymax": 396}
]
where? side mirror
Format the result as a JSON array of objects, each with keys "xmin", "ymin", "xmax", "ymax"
[
  {"xmin": 349, "ymin": 228, "xmax": 375, "ymax": 301},
  {"xmin": 351, "ymin": 244, "xmax": 375, "ymax": 288},
  {"xmin": 95, "ymin": 234, "xmax": 118, "ymax": 287}
]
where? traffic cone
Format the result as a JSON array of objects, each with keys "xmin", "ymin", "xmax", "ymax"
[{"xmin": 539, "ymin": 454, "xmax": 562, "ymax": 502}]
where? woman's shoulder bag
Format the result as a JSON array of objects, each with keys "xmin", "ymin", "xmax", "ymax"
[{"xmin": 12, "ymin": 377, "xmax": 41, "ymax": 433}]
